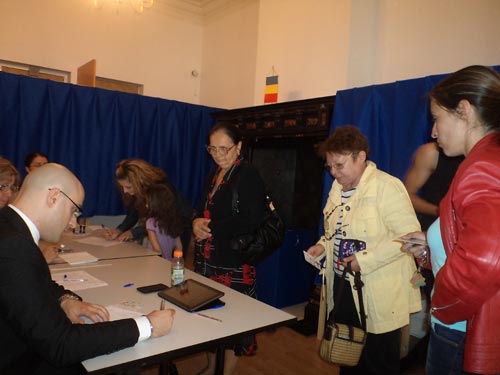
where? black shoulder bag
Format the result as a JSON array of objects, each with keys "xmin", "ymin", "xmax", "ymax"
[{"xmin": 228, "ymin": 172, "xmax": 285, "ymax": 266}]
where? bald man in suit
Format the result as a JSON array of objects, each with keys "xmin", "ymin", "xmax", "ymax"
[{"xmin": 0, "ymin": 163, "xmax": 175, "ymax": 374}]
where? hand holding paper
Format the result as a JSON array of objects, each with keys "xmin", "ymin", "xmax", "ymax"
[{"xmin": 303, "ymin": 251, "xmax": 322, "ymax": 270}]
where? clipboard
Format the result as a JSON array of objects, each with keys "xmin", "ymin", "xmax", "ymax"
[{"xmin": 158, "ymin": 279, "xmax": 225, "ymax": 312}]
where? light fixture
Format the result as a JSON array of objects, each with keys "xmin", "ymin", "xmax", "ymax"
[{"xmin": 93, "ymin": 0, "xmax": 154, "ymax": 13}]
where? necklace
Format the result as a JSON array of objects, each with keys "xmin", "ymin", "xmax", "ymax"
[{"xmin": 323, "ymin": 204, "xmax": 343, "ymax": 241}]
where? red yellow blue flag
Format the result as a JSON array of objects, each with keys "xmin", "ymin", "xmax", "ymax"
[{"xmin": 264, "ymin": 69, "xmax": 278, "ymax": 103}]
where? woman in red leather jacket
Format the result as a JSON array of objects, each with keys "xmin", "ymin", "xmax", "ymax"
[{"xmin": 403, "ymin": 65, "xmax": 500, "ymax": 375}]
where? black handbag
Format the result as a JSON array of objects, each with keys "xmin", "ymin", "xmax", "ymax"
[
  {"xmin": 228, "ymin": 173, "xmax": 285, "ymax": 266},
  {"xmin": 319, "ymin": 263, "xmax": 367, "ymax": 366}
]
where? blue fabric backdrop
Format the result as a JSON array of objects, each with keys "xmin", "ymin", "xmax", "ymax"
[
  {"xmin": 322, "ymin": 65, "xmax": 500, "ymax": 210},
  {"xmin": 0, "ymin": 72, "xmax": 218, "ymax": 216}
]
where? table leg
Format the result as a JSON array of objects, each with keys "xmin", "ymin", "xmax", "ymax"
[
  {"xmin": 214, "ymin": 347, "xmax": 225, "ymax": 375},
  {"xmin": 159, "ymin": 361, "xmax": 178, "ymax": 375}
]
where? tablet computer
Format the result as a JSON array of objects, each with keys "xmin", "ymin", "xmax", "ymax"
[{"xmin": 158, "ymin": 279, "xmax": 225, "ymax": 312}]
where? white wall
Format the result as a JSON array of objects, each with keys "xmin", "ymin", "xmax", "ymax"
[
  {"xmin": 0, "ymin": 0, "xmax": 203, "ymax": 104},
  {"xmin": 1, "ymin": 0, "xmax": 500, "ymax": 109},
  {"xmin": 199, "ymin": 0, "xmax": 259, "ymax": 109}
]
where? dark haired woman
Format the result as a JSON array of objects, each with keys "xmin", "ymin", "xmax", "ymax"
[
  {"xmin": 402, "ymin": 65, "xmax": 500, "ymax": 375},
  {"xmin": 192, "ymin": 122, "xmax": 267, "ymax": 375},
  {"xmin": 145, "ymin": 184, "xmax": 183, "ymax": 260},
  {"xmin": 24, "ymin": 152, "xmax": 48, "ymax": 174}
]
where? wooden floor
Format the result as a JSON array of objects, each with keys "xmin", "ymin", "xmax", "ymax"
[
  {"xmin": 139, "ymin": 249, "xmax": 426, "ymax": 374},
  {"xmin": 140, "ymin": 325, "xmax": 426, "ymax": 375}
]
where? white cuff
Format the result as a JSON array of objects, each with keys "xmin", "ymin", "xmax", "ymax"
[{"xmin": 134, "ymin": 316, "xmax": 152, "ymax": 342}]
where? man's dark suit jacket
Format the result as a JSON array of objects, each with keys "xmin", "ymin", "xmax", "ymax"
[{"xmin": 0, "ymin": 206, "xmax": 140, "ymax": 374}]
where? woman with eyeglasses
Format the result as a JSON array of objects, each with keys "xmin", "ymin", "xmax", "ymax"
[
  {"xmin": 0, "ymin": 157, "xmax": 58, "ymax": 263},
  {"xmin": 192, "ymin": 122, "xmax": 266, "ymax": 375},
  {"xmin": 0, "ymin": 157, "xmax": 20, "ymax": 209},
  {"xmin": 306, "ymin": 125, "xmax": 421, "ymax": 375}
]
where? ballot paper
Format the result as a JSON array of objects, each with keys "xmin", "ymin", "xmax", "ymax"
[
  {"xmin": 58, "ymin": 251, "xmax": 98, "ymax": 265},
  {"xmin": 52, "ymin": 270, "xmax": 107, "ymax": 291},
  {"xmin": 74, "ymin": 236, "xmax": 121, "ymax": 247},
  {"xmin": 303, "ymin": 251, "xmax": 322, "ymax": 270}
]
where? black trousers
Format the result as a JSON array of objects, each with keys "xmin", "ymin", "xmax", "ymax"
[{"xmin": 333, "ymin": 273, "xmax": 401, "ymax": 375}]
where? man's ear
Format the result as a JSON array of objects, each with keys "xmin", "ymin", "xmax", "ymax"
[{"xmin": 47, "ymin": 188, "xmax": 59, "ymax": 207}]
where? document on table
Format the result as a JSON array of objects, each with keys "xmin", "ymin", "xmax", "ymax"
[
  {"xmin": 74, "ymin": 236, "xmax": 121, "ymax": 247},
  {"xmin": 79, "ymin": 303, "xmax": 144, "ymax": 324},
  {"xmin": 59, "ymin": 251, "xmax": 98, "ymax": 265},
  {"xmin": 107, "ymin": 304, "xmax": 144, "ymax": 321},
  {"xmin": 52, "ymin": 270, "xmax": 108, "ymax": 291}
]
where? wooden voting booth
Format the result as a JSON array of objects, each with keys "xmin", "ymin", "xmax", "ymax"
[{"xmin": 77, "ymin": 59, "xmax": 143, "ymax": 94}]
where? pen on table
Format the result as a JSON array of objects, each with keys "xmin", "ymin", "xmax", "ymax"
[
  {"xmin": 160, "ymin": 299, "xmax": 165, "ymax": 310},
  {"xmin": 196, "ymin": 313, "xmax": 223, "ymax": 323},
  {"xmin": 63, "ymin": 274, "xmax": 87, "ymax": 282}
]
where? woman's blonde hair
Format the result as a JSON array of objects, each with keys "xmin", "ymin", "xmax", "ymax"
[{"xmin": 0, "ymin": 157, "xmax": 20, "ymax": 186}]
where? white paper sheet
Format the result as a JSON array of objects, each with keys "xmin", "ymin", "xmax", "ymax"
[
  {"xmin": 74, "ymin": 236, "xmax": 121, "ymax": 247},
  {"xmin": 59, "ymin": 251, "xmax": 99, "ymax": 265},
  {"xmin": 303, "ymin": 251, "xmax": 322, "ymax": 270},
  {"xmin": 52, "ymin": 270, "xmax": 108, "ymax": 291}
]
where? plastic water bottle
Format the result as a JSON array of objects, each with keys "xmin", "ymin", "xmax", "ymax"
[{"xmin": 171, "ymin": 249, "xmax": 184, "ymax": 286}]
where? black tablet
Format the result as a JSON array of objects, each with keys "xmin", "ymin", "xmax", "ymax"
[{"xmin": 158, "ymin": 279, "xmax": 225, "ymax": 312}]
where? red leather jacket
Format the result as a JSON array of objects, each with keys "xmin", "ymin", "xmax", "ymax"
[{"xmin": 433, "ymin": 132, "xmax": 500, "ymax": 374}]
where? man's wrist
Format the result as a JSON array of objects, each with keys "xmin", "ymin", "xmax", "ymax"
[
  {"xmin": 58, "ymin": 293, "xmax": 81, "ymax": 306},
  {"xmin": 134, "ymin": 316, "xmax": 153, "ymax": 342}
]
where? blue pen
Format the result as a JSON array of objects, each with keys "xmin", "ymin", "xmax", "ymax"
[{"xmin": 123, "ymin": 283, "xmax": 134, "ymax": 288}]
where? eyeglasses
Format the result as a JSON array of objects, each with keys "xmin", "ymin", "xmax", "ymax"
[
  {"xmin": 324, "ymin": 153, "xmax": 355, "ymax": 172},
  {"xmin": 206, "ymin": 144, "xmax": 236, "ymax": 156},
  {"xmin": 48, "ymin": 188, "xmax": 83, "ymax": 218},
  {"xmin": 0, "ymin": 184, "xmax": 19, "ymax": 193}
]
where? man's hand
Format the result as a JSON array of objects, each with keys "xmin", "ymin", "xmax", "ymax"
[
  {"xmin": 147, "ymin": 309, "xmax": 176, "ymax": 338},
  {"xmin": 61, "ymin": 299, "xmax": 110, "ymax": 324}
]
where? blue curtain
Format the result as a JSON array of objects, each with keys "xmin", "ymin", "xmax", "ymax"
[
  {"xmin": 322, "ymin": 65, "xmax": 500, "ymax": 207},
  {"xmin": 0, "ymin": 72, "xmax": 219, "ymax": 215},
  {"xmin": 313, "ymin": 65, "xmax": 500, "ymax": 285}
]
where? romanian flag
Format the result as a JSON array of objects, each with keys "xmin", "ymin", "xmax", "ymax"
[{"xmin": 264, "ymin": 75, "xmax": 278, "ymax": 103}]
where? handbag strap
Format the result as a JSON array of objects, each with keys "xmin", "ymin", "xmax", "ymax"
[{"xmin": 327, "ymin": 262, "xmax": 366, "ymax": 331}]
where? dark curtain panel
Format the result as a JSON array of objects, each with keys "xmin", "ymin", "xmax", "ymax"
[
  {"xmin": 0, "ymin": 72, "xmax": 218, "ymax": 215},
  {"xmin": 322, "ymin": 65, "xmax": 500, "ymax": 210}
]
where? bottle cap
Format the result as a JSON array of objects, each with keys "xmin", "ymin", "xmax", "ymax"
[{"xmin": 173, "ymin": 249, "xmax": 183, "ymax": 258}]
